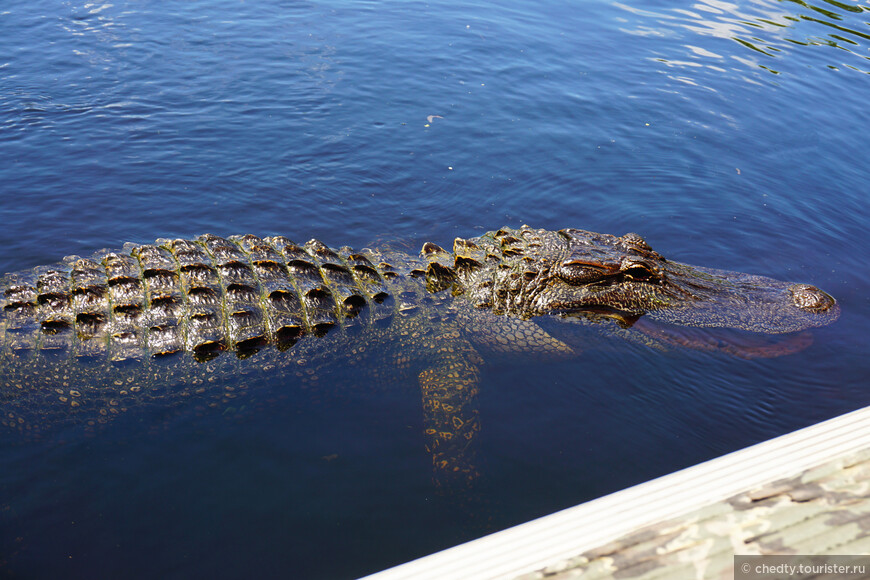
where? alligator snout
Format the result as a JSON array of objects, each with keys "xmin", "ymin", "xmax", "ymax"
[{"xmin": 790, "ymin": 284, "xmax": 836, "ymax": 313}]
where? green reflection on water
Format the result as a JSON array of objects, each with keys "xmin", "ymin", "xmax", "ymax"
[{"xmin": 618, "ymin": 0, "xmax": 870, "ymax": 75}]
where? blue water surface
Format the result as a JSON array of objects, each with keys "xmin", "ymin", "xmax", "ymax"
[{"xmin": 1, "ymin": 0, "xmax": 868, "ymax": 578}]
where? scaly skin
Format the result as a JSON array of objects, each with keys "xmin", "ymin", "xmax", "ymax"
[{"xmin": 0, "ymin": 226, "xmax": 840, "ymax": 485}]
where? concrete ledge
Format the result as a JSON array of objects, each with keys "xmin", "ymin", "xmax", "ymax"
[{"xmin": 364, "ymin": 406, "xmax": 870, "ymax": 580}]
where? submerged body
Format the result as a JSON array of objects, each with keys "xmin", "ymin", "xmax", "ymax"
[{"xmin": 0, "ymin": 226, "xmax": 839, "ymax": 483}]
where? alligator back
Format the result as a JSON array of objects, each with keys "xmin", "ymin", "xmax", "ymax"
[{"xmin": 1, "ymin": 234, "xmax": 403, "ymax": 361}]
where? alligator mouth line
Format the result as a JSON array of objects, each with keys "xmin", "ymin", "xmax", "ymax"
[
  {"xmin": 553, "ymin": 305, "xmax": 643, "ymax": 328},
  {"xmin": 631, "ymin": 318, "xmax": 816, "ymax": 359}
]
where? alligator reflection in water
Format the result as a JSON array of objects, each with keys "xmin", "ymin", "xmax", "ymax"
[{"xmin": 0, "ymin": 226, "xmax": 840, "ymax": 487}]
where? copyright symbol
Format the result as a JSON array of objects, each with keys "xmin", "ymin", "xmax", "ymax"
[{"xmin": 741, "ymin": 562, "xmax": 752, "ymax": 573}]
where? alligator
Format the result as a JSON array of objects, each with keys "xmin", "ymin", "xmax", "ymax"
[{"xmin": 0, "ymin": 226, "xmax": 839, "ymax": 485}]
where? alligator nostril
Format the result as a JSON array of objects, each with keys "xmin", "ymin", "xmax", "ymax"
[{"xmin": 790, "ymin": 284, "xmax": 835, "ymax": 312}]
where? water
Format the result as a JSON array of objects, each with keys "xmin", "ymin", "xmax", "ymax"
[{"xmin": 1, "ymin": 0, "xmax": 868, "ymax": 578}]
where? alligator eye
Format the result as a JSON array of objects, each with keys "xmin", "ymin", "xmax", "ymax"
[
  {"xmin": 624, "ymin": 266, "xmax": 654, "ymax": 280},
  {"xmin": 620, "ymin": 258, "xmax": 657, "ymax": 282},
  {"xmin": 557, "ymin": 262, "xmax": 609, "ymax": 285}
]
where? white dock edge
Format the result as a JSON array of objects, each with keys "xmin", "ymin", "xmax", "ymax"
[{"xmin": 363, "ymin": 405, "xmax": 870, "ymax": 580}]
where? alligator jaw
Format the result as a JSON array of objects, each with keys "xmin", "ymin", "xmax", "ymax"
[{"xmin": 640, "ymin": 263, "xmax": 841, "ymax": 334}]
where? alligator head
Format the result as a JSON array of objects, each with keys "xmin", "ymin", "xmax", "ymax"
[{"xmin": 424, "ymin": 226, "xmax": 839, "ymax": 334}]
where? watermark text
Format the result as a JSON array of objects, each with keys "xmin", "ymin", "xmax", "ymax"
[{"xmin": 735, "ymin": 555, "xmax": 870, "ymax": 579}]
